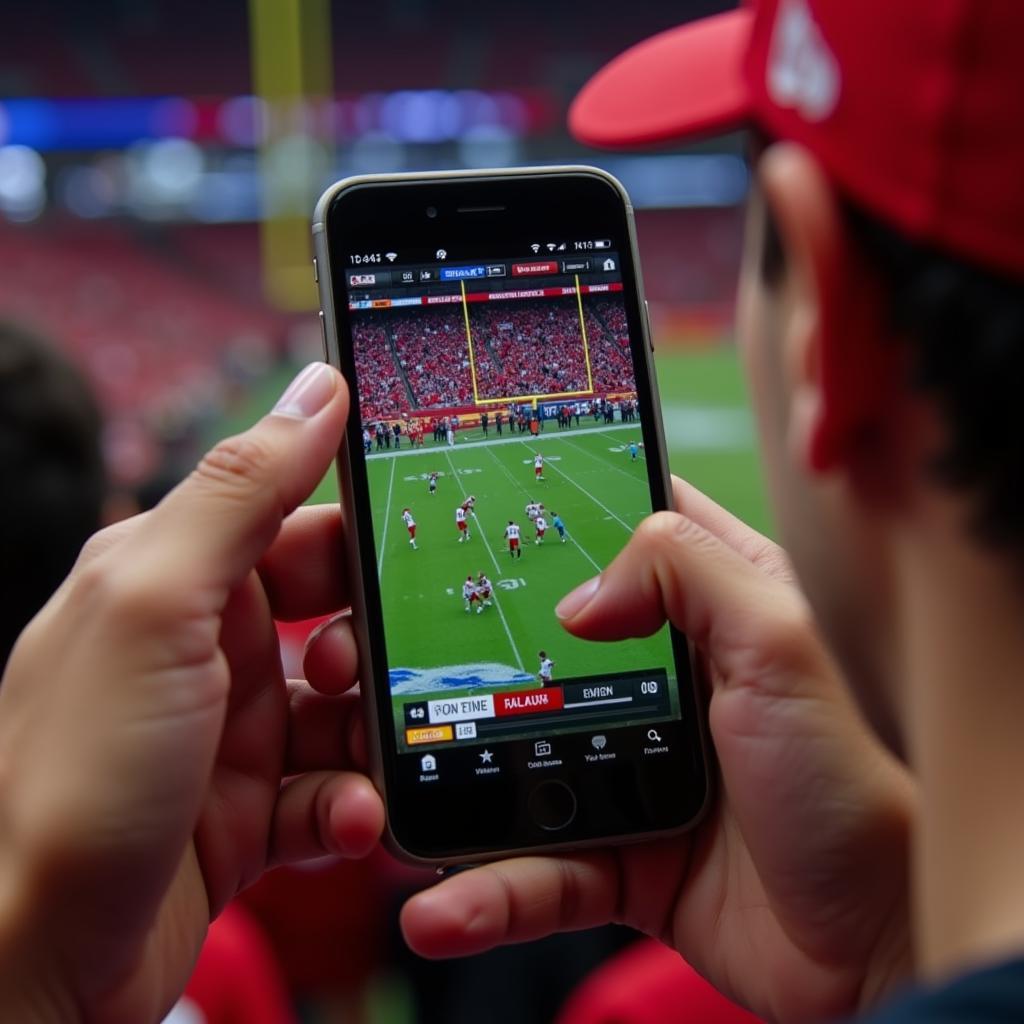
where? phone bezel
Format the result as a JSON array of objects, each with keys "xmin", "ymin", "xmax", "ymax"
[{"xmin": 313, "ymin": 167, "xmax": 712, "ymax": 864}]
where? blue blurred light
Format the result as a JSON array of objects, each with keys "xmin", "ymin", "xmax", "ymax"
[
  {"xmin": 0, "ymin": 89, "xmax": 535, "ymax": 150},
  {"xmin": 0, "ymin": 98, "xmax": 193, "ymax": 152}
]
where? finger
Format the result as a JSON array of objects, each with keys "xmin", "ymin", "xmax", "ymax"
[
  {"xmin": 401, "ymin": 854, "xmax": 620, "ymax": 959},
  {"xmin": 218, "ymin": 570, "xmax": 286, "ymax": 728},
  {"xmin": 670, "ymin": 476, "xmax": 794, "ymax": 585},
  {"xmin": 302, "ymin": 612, "xmax": 359, "ymax": 695},
  {"xmin": 555, "ymin": 512, "xmax": 822, "ymax": 684},
  {"xmin": 117, "ymin": 363, "xmax": 348, "ymax": 598},
  {"xmin": 257, "ymin": 505, "xmax": 350, "ymax": 622},
  {"xmin": 268, "ymin": 770, "xmax": 384, "ymax": 866},
  {"xmin": 284, "ymin": 680, "xmax": 365, "ymax": 773}
]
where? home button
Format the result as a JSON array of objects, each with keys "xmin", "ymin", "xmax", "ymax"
[{"xmin": 528, "ymin": 780, "xmax": 577, "ymax": 831}]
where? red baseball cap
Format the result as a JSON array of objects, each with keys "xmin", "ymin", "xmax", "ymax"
[{"xmin": 570, "ymin": 0, "xmax": 1024, "ymax": 279}]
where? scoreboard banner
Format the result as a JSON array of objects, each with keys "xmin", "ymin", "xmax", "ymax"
[{"xmin": 349, "ymin": 281, "xmax": 623, "ymax": 311}]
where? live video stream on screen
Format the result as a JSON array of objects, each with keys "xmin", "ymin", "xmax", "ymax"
[{"xmin": 345, "ymin": 243, "xmax": 682, "ymax": 765}]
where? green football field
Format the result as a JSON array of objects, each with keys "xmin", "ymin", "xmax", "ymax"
[{"xmin": 367, "ymin": 425, "xmax": 679, "ymax": 749}]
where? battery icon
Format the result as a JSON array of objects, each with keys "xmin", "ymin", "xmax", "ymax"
[{"xmin": 594, "ymin": 239, "xmax": 612, "ymax": 249}]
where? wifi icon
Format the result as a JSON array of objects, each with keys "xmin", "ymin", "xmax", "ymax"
[
  {"xmin": 385, "ymin": 252, "xmax": 397, "ymax": 262},
  {"xmin": 546, "ymin": 242, "xmax": 556, "ymax": 252},
  {"xmin": 530, "ymin": 243, "xmax": 541, "ymax": 254}
]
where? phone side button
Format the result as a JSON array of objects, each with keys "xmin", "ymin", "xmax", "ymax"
[
  {"xmin": 644, "ymin": 300, "xmax": 654, "ymax": 352},
  {"xmin": 313, "ymin": 257, "xmax": 319, "ymax": 283},
  {"xmin": 528, "ymin": 780, "xmax": 577, "ymax": 832},
  {"xmin": 318, "ymin": 310, "xmax": 327, "ymax": 360}
]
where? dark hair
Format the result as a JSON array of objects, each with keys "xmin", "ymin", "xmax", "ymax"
[
  {"xmin": 758, "ymin": 190, "xmax": 1024, "ymax": 555},
  {"xmin": 0, "ymin": 323, "xmax": 106, "ymax": 666}
]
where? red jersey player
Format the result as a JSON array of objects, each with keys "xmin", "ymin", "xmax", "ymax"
[
  {"xmin": 455, "ymin": 505, "xmax": 471, "ymax": 543},
  {"xmin": 533, "ymin": 452, "xmax": 544, "ymax": 481},
  {"xmin": 534, "ymin": 514, "xmax": 547, "ymax": 544},
  {"xmin": 461, "ymin": 575, "xmax": 480, "ymax": 613},
  {"xmin": 401, "ymin": 508, "xmax": 417, "ymax": 549},
  {"xmin": 461, "ymin": 494, "xmax": 476, "ymax": 514},
  {"xmin": 476, "ymin": 572, "xmax": 493, "ymax": 610},
  {"xmin": 504, "ymin": 520, "xmax": 522, "ymax": 559}
]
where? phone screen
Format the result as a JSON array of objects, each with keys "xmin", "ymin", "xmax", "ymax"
[{"xmin": 321, "ymin": 172, "xmax": 709, "ymax": 859}]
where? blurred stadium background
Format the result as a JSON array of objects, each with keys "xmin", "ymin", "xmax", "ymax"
[{"xmin": 0, "ymin": 1, "xmax": 770, "ymax": 1021}]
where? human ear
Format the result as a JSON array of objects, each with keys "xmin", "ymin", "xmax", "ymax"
[{"xmin": 758, "ymin": 143, "xmax": 894, "ymax": 477}]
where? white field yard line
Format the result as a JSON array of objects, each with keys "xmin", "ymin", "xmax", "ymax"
[
  {"xmin": 443, "ymin": 449, "xmax": 525, "ymax": 672},
  {"xmin": 366, "ymin": 421, "xmax": 633, "ymax": 459},
  {"xmin": 599, "ymin": 430, "xmax": 647, "ymax": 461},
  {"xmin": 483, "ymin": 445, "xmax": 603, "ymax": 575},
  {"xmin": 565, "ymin": 434, "xmax": 647, "ymax": 485},
  {"xmin": 377, "ymin": 455, "xmax": 397, "ymax": 582},
  {"xmin": 521, "ymin": 440, "xmax": 634, "ymax": 535}
]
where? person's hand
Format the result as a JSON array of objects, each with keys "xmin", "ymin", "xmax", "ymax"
[
  {"xmin": 0, "ymin": 363, "xmax": 384, "ymax": 1024},
  {"xmin": 402, "ymin": 477, "xmax": 915, "ymax": 1023}
]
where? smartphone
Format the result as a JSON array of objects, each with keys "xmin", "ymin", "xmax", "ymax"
[{"xmin": 312, "ymin": 167, "xmax": 711, "ymax": 864}]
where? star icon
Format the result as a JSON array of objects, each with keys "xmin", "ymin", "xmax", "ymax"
[{"xmin": 479, "ymin": 749, "xmax": 494, "ymax": 763}]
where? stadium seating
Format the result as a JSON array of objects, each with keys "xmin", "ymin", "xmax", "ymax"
[
  {"xmin": 469, "ymin": 298, "xmax": 590, "ymax": 398},
  {"xmin": 352, "ymin": 320, "xmax": 414, "ymax": 421},
  {"xmin": 391, "ymin": 306, "xmax": 474, "ymax": 409},
  {"xmin": 634, "ymin": 207, "xmax": 742, "ymax": 331},
  {"xmin": 585, "ymin": 298, "xmax": 635, "ymax": 391},
  {"xmin": 349, "ymin": 295, "xmax": 641, "ymax": 420},
  {"xmin": 0, "ymin": 222, "xmax": 286, "ymax": 481}
]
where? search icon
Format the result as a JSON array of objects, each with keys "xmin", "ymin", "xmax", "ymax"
[{"xmin": 647, "ymin": 729, "xmax": 663, "ymax": 743}]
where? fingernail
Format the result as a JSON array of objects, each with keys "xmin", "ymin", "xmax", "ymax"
[
  {"xmin": 272, "ymin": 362, "xmax": 336, "ymax": 420},
  {"xmin": 304, "ymin": 609, "xmax": 350, "ymax": 650},
  {"xmin": 555, "ymin": 575, "xmax": 600, "ymax": 620}
]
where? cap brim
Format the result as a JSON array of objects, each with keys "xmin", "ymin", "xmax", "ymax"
[{"xmin": 568, "ymin": 8, "xmax": 753, "ymax": 149}]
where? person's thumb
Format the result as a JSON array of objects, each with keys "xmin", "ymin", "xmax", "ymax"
[
  {"xmin": 125, "ymin": 361, "xmax": 348, "ymax": 597},
  {"xmin": 555, "ymin": 510, "xmax": 820, "ymax": 686}
]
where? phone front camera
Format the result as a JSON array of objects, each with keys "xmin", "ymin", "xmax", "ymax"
[{"xmin": 426, "ymin": 205, "xmax": 438, "ymax": 219}]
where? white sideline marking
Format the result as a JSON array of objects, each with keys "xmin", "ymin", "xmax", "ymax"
[
  {"xmin": 366, "ymin": 421, "xmax": 633, "ymax": 459},
  {"xmin": 377, "ymin": 456, "xmax": 397, "ymax": 583}
]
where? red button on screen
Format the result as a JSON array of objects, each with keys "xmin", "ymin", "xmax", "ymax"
[
  {"xmin": 494, "ymin": 687, "xmax": 564, "ymax": 716},
  {"xmin": 511, "ymin": 261, "xmax": 558, "ymax": 276}
]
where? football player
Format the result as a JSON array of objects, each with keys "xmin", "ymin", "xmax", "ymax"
[
  {"xmin": 504, "ymin": 520, "xmax": 521, "ymax": 559},
  {"xmin": 401, "ymin": 508, "xmax": 417, "ymax": 549}
]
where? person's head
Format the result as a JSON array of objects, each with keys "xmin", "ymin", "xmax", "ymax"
[
  {"xmin": 0, "ymin": 323, "xmax": 106, "ymax": 667},
  {"xmin": 572, "ymin": 0, "xmax": 1024, "ymax": 748},
  {"xmin": 539, "ymin": 650, "xmax": 547, "ymax": 659}
]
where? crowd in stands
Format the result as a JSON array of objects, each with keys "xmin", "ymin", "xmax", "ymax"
[
  {"xmin": 585, "ymin": 297, "xmax": 636, "ymax": 392},
  {"xmin": 0, "ymin": 223, "xmax": 287, "ymax": 485},
  {"xmin": 350, "ymin": 296, "xmax": 640, "ymax": 419},
  {"xmin": 391, "ymin": 307, "xmax": 474, "ymax": 409},
  {"xmin": 351, "ymin": 320, "xmax": 410, "ymax": 421},
  {"xmin": 469, "ymin": 298, "xmax": 591, "ymax": 399}
]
